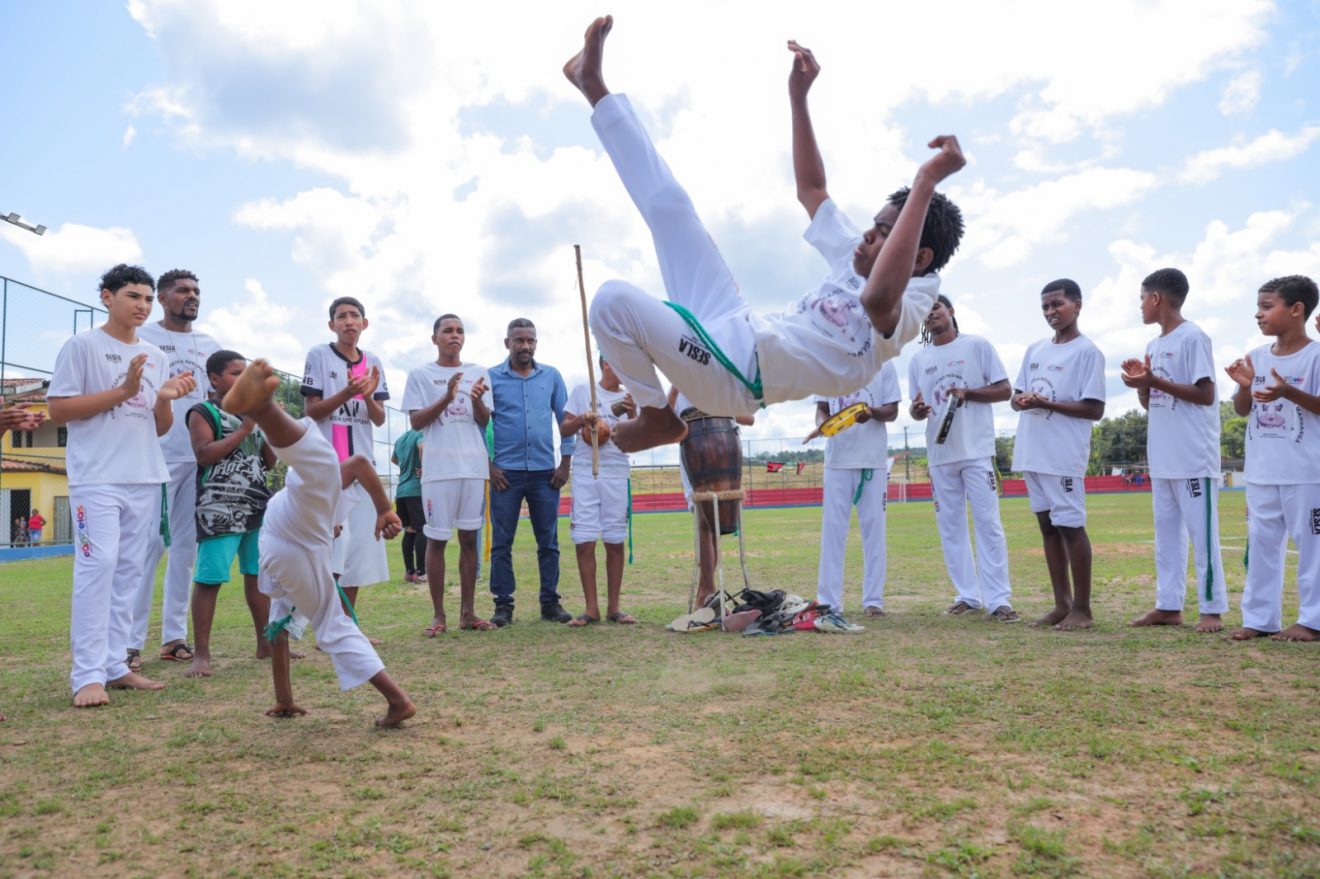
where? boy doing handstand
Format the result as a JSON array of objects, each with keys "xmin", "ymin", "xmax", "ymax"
[
  {"xmin": 222, "ymin": 359, "xmax": 415, "ymax": 726},
  {"xmin": 1011, "ymin": 280, "xmax": 1106, "ymax": 630},
  {"xmin": 1225, "ymin": 275, "xmax": 1320, "ymax": 642},
  {"xmin": 566, "ymin": 17, "xmax": 965, "ymax": 453}
]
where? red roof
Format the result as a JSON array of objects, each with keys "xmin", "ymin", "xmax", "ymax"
[{"xmin": 1, "ymin": 457, "xmax": 66, "ymax": 475}]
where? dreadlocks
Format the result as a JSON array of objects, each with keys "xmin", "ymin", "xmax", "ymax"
[{"xmin": 920, "ymin": 294, "xmax": 959, "ymax": 345}]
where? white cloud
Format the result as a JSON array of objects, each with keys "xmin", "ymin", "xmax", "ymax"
[
  {"xmin": 197, "ymin": 279, "xmax": 306, "ymax": 370},
  {"xmin": 1181, "ymin": 126, "xmax": 1320, "ymax": 184},
  {"xmin": 122, "ymin": 125, "xmax": 137, "ymax": 148},
  {"xmin": 1, "ymin": 223, "xmax": 143, "ymax": 278},
  {"xmin": 1219, "ymin": 70, "xmax": 1262, "ymax": 115}
]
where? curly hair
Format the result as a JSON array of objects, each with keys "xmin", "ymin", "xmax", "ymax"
[
  {"xmin": 1259, "ymin": 275, "xmax": 1319, "ymax": 318},
  {"xmin": 98, "ymin": 264, "xmax": 154, "ymax": 294},
  {"xmin": 887, "ymin": 188, "xmax": 965, "ymax": 275},
  {"xmin": 1141, "ymin": 268, "xmax": 1189, "ymax": 307}
]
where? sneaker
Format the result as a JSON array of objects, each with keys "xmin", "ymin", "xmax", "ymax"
[
  {"xmin": 491, "ymin": 605, "xmax": 514, "ymax": 628},
  {"xmin": 814, "ymin": 612, "xmax": 865, "ymax": 634},
  {"xmin": 989, "ymin": 606, "xmax": 1021, "ymax": 623},
  {"xmin": 541, "ymin": 602, "xmax": 572, "ymax": 623},
  {"xmin": 945, "ymin": 601, "xmax": 976, "ymax": 616}
]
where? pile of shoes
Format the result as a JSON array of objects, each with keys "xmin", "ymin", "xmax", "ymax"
[{"xmin": 665, "ymin": 589, "xmax": 865, "ymax": 636}]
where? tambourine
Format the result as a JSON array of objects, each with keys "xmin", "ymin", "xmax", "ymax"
[{"xmin": 818, "ymin": 402, "xmax": 869, "ymax": 437}]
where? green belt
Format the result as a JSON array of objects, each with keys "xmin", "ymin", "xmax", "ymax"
[
  {"xmin": 665, "ymin": 301, "xmax": 764, "ymax": 405},
  {"xmin": 852, "ymin": 468, "xmax": 874, "ymax": 505}
]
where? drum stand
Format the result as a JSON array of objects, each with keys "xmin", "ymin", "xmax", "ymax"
[{"xmin": 687, "ymin": 488, "xmax": 752, "ymax": 630}]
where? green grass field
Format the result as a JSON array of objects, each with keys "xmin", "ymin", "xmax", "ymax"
[{"xmin": 1, "ymin": 491, "xmax": 1316, "ymax": 878}]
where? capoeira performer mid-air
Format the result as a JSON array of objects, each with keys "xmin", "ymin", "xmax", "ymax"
[
  {"xmin": 221, "ymin": 359, "xmax": 415, "ymax": 728},
  {"xmin": 565, "ymin": 15, "xmax": 967, "ymax": 453}
]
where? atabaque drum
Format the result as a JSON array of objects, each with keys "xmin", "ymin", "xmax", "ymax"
[{"xmin": 680, "ymin": 410, "xmax": 742, "ymax": 535}]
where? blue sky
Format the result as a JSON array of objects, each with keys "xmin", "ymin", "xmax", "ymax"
[{"xmin": 2, "ymin": 1, "xmax": 1318, "ymax": 462}]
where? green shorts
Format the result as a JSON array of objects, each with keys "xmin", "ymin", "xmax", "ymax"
[{"xmin": 195, "ymin": 529, "xmax": 261, "ymax": 585}]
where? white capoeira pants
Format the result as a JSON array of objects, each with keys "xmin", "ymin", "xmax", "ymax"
[
  {"xmin": 332, "ymin": 486, "xmax": 390, "ymax": 589},
  {"xmin": 68, "ymin": 483, "xmax": 161, "ymax": 693},
  {"xmin": 260, "ymin": 421, "xmax": 384, "ymax": 691},
  {"xmin": 1242, "ymin": 483, "xmax": 1320, "ymax": 632},
  {"xmin": 929, "ymin": 459, "xmax": 1012, "ymax": 612},
  {"xmin": 1151, "ymin": 477, "xmax": 1228, "ymax": 615},
  {"xmin": 131, "ymin": 459, "xmax": 198, "ymax": 648},
  {"xmin": 587, "ymin": 93, "xmax": 760, "ymax": 419},
  {"xmin": 816, "ymin": 467, "xmax": 888, "ymax": 612}
]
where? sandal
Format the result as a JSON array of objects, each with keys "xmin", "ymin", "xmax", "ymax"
[
  {"xmin": 606, "ymin": 611, "xmax": 636, "ymax": 625},
  {"xmin": 125, "ymin": 649, "xmax": 142, "ymax": 673},
  {"xmin": 568, "ymin": 613, "xmax": 600, "ymax": 627},
  {"xmin": 459, "ymin": 618, "xmax": 496, "ymax": 631},
  {"xmin": 423, "ymin": 621, "xmax": 447, "ymax": 638},
  {"xmin": 159, "ymin": 642, "xmax": 194, "ymax": 662}
]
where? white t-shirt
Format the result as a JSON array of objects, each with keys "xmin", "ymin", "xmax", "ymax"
[
  {"xmin": 300, "ymin": 343, "xmax": 390, "ymax": 463},
  {"xmin": 400, "ymin": 361, "xmax": 492, "ymax": 482},
  {"xmin": 1011, "ymin": 335, "xmax": 1106, "ymax": 476},
  {"xmin": 565, "ymin": 382, "xmax": 632, "ymax": 479},
  {"xmin": 1145, "ymin": 321, "xmax": 1219, "ymax": 479},
  {"xmin": 818, "ymin": 362, "xmax": 900, "ymax": 470},
  {"xmin": 908, "ymin": 334, "xmax": 1007, "ymax": 465},
  {"xmin": 48, "ymin": 328, "xmax": 171, "ymax": 486},
  {"xmin": 1244, "ymin": 340, "xmax": 1320, "ymax": 485},
  {"xmin": 751, "ymin": 198, "xmax": 941, "ymax": 405},
  {"xmin": 138, "ymin": 323, "xmax": 221, "ymax": 463}
]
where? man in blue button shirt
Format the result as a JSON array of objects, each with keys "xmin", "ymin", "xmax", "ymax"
[{"xmin": 488, "ymin": 318, "xmax": 575, "ymax": 626}]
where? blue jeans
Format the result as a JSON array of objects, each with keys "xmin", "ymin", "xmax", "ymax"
[{"xmin": 489, "ymin": 469, "xmax": 561, "ymax": 607}]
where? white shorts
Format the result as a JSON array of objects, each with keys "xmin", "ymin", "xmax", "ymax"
[
  {"xmin": 422, "ymin": 479, "xmax": 485, "ymax": 541},
  {"xmin": 1024, "ymin": 471, "xmax": 1087, "ymax": 528},
  {"xmin": 571, "ymin": 474, "xmax": 628, "ymax": 544}
]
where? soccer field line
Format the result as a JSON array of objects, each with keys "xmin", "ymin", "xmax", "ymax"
[{"xmin": 1138, "ymin": 539, "xmax": 1297, "ymax": 557}]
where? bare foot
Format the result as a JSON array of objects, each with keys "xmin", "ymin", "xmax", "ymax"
[
  {"xmin": 266, "ymin": 703, "xmax": 307, "ymax": 718},
  {"xmin": 1229, "ymin": 626, "xmax": 1273, "ymax": 640},
  {"xmin": 1029, "ymin": 607, "xmax": 1070, "ymax": 628},
  {"xmin": 563, "ymin": 15, "xmax": 613, "ymax": 106},
  {"xmin": 107, "ymin": 672, "xmax": 166, "ymax": 691},
  {"xmin": 612, "ymin": 405, "xmax": 689, "ymax": 453},
  {"xmin": 221, "ymin": 358, "xmax": 280, "ymax": 415},
  {"xmin": 1129, "ymin": 608, "xmax": 1183, "ymax": 627},
  {"xmin": 1054, "ymin": 610, "xmax": 1094, "ymax": 631},
  {"xmin": 255, "ymin": 643, "xmax": 271, "ymax": 660},
  {"xmin": 73, "ymin": 683, "xmax": 110, "ymax": 708},
  {"xmin": 1272, "ymin": 623, "xmax": 1320, "ymax": 642},
  {"xmin": 184, "ymin": 656, "xmax": 212, "ymax": 678},
  {"xmin": 1195, "ymin": 613, "xmax": 1224, "ymax": 634},
  {"xmin": 376, "ymin": 698, "xmax": 417, "ymax": 728}
]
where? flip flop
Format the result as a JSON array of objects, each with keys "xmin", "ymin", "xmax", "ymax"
[
  {"xmin": 125, "ymin": 649, "xmax": 142, "ymax": 673},
  {"xmin": 606, "ymin": 611, "xmax": 637, "ymax": 625},
  {"xmin": 721, "ymin": 609, "xmax": 761, "ymax": 632},
  {"xmin": 666, "ymin": 606, "xmax": 716, "ymax": 632},
  {"xmin": 423, "ymin": 622, "xmax": 446, "ymax": 638},
  {"xmin": 459, "ymin": 619, "xmax": 496, "ymax": 631},
  {"xmin": 159, "ymin": 642, "xmax": 194, "ymax": 662},
  {"xmin": 568, "ymin": 613, "xmax": 600, "ymax": 627}
]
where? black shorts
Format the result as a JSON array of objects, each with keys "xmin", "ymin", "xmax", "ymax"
[{"xmin": 396, "ymin": 496, "xmax": 425, "ymax": 530}]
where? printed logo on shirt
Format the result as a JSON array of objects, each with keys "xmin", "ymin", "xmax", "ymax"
[
  {"xmin": 846, "ymin": 276, "xmax": 860, "ymax": 290},
  {"xmin": 104, "ymin": 353, "xmax": 123, "ymax": 363},
  {"xmin": 924, "ymin": 365, "xmax": 939, "ymax": 375},
  {"xmin": 75, "ymin": 505, "xmax": 91, "ymax": 558},
  {"xmin": 329, "ymin": 370, "xmax": 339, "ymax": 381},
  {"xmin": 426, "ymin": 498, "xmax": 433, "ymax": 523},
  {"xmin": 678, "ymin": 335, "xmax": 712, "ymax": 366},
  {"xmin": 1047, "ymin": 364, "xmax": 1065, "ymax": 373},
  {"xmin": 1062, "ymin": 477, "xmax": 1074, "ymax": 493},
  {"xmin": 1187, "ymin": 479, "xmax": 1202, "ymax": 499},
  {"xmin": 1310, "ymin": 508, "xmax": 1320, "ymax": 536},
  {"xmin": 987, "ymin": 471, "xmax": 997, "ymax": 492}
]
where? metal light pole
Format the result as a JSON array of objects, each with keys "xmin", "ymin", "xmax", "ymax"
[{"xmin": 2, "ymin": 213, "xmax": 46, "ymax": 236}]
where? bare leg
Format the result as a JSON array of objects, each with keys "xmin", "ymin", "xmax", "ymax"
[
  {"xmin": 265, "ymin": 632, "xmax": 305, "ymax": 718},
  {"xmin": 425, "ymin": 538, "xmax": 447, "ymax": 633},
  {"xmin": 1196, "ymin": 613, "xmax": 1224, "ymax": 634},
  {"xmin": 243, "ymin": 574, "xmax": 273, "ymax": 659},
  {"xmin": 1029, "ymin": 513, "xmax": 1071, "ymax": 628},
  {"xmin": 369, "ymin": 670, "xmax": 416, "ymax": 727},
  {"xmin": 563, "ymin": 15, "xmax": 613, "ymax": 106},
  {"xmin": 340, "ymin": 585, "xmax": 358, "ymax": 616},
  {"xmin": 694, "ymin": 524, "xmax": 718, "ymax": 607},
  {"xmin": 107, "ymin": 672, "xmax": 165, "ymax": 692},
  {"xmin": 604, "ymin": 541, "xmax": 626, "ymax": 617},
  {"xmin": 1055, "ymin": 526, "xmax": 1093, "ymax": 630},
  {"xmin": 186, "ymin": 582, "xmax": 220, "ymax": 677},
  {"xmin": 1272, "ymin": 623, "xmax": 1320, "ymax": 642},
  {"xmin": 612, "ymin": 406, "xmax": 689, "ymax": 454},
  {"xmin": 73, "ymin": 683, "xmax": 110, "ymax": 708},
  {"xmin": 456, "ymin": 529, "xmax": 489, "ymax": 628},
  {"xmin": 1130, "ymin": 608, "xmax": 1183, "ymax": 627},
  {"xmin": 570, "ymin": 541, "xmax": 601, "ymax": 625}
]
